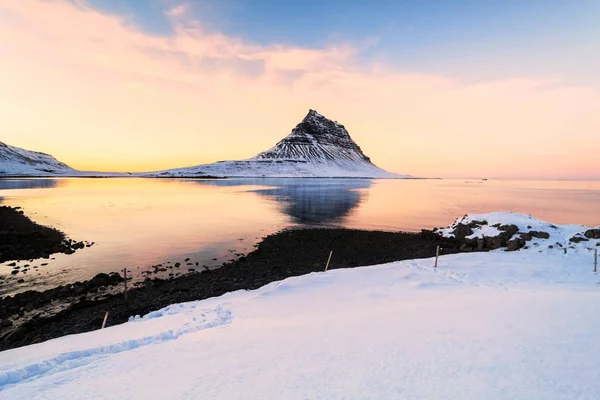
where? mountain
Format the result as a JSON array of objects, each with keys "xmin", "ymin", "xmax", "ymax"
[
  {"xmin": 0, "ymin": 141, "xmax": 78, "ymax": 176},
  {"xmin": 150, "ymin": 110, "xmax": 410, "ymax": 178},
  {"xmin": 0, "ymin": 110, "xmax": 411, "ymax": 178}
]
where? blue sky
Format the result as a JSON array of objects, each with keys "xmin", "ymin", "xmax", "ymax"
[
  {"xmin": 85, "ymin": 0, "xmax": 599, "ymax": 85},
  {"xmin": 3, "ymin": 0, "xmax": 599, "ymax": 177}
]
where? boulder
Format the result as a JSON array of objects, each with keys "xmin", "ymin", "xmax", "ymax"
[
  {"xmin": 485, "ymin": 234, "xmax": 507, "ymax": 250},
  {"xmin": 453, "ymin": 224, "xmax": 473, "ymax": 241},
  {"xmin": 498, "ymin": 224, "xmax": 519, "ymax": 237},
  {"xmin": 529, "ymin": 231, "xmax": 550, "ymax": 239},
  {"xmin": 507, "ymin": 238, "xmax": 526, "ymax": 251},
  {"xmin": 569, "ymin": 236, "xmax": 589, "ymax": 243},
  {"xmin": 584, "ymin": 229, "xmax": 600, "ymax": 239},
  {"xmin": 519, "ymin": 232, "xmax": 533, "ymax": 241},
  {"xmin": 476, "ymin": 238, "xmax": 485, "ymax": 250}
]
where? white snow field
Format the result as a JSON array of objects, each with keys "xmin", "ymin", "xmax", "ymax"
[{"xmin": 1, "ymin": 213, "xmax": 600, "ymax": 399}]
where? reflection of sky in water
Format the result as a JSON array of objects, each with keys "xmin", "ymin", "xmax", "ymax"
[{"xmin": 1, "ymin": 177, "xmax": 599, "ymax": 296}]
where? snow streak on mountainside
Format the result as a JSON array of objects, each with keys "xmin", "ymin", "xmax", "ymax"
[
  {"xmin": 149, "ymin": 110, "xmax": 410, "ymax": 178},
  {"xmin": 0, "ymin": 141, "xmax": 77, "ymax": 176},
  {"xmin": 254, "ymin": 110, "xmax": 373, "ymax": 163}
]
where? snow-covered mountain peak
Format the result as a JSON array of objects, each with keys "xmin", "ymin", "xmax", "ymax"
[
  {"xmin": 252, "ymin": 109, "xmax": 372, "ymax": 164},
  {"xmin": 0, "ymin": 140, "xmax": 76, "ymax": 176},
  {"xmin": 147, "ymin": 109, "xmax": 410, "ymax": 178}
]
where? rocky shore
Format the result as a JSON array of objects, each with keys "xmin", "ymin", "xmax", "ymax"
[
  {"xmin": 0, "ymin": 205, "xmax": 93, "ymax": 264},
  {"xmin": 0, "ymin": 227, "xmax": 463, "ymax": 350},
  {"xmin": 3, "ymin": 207, "xmax": 598, "ymax": 351}
]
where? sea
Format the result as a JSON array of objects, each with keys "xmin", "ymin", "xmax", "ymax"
[{"xmin": 1, "ymin": 177, "xmax": 599, "ymax": 296}]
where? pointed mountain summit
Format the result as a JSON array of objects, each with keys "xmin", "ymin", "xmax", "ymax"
[
  {"xmin": 253, "ymin": 109, "xmax": 373, "ymax": 164},
  {"xmin": 0, "ymin": 111, "xmax": 410, "ymax": 178},
  {"xmin": 153, "ymin": 110, "xmax": 410, "ymax": 178}
]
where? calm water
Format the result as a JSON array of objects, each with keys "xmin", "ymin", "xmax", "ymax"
[{"xmin": 1, "ymin": 178, "xmax": 599, "ymax": 295}]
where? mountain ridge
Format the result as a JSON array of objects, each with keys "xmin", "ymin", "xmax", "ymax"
[
  {"xmin": 0, "ymin": 110, "xmax": 411, "ymax": 178},
  {"xmin": 150, "ymin": 110, "xmax": 409, "ymax": 178},
  {"xmin": 0, "ymin": 141, "xmax": 77, "ymax": 176}
]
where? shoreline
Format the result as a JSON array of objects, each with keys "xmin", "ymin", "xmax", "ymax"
[
  {"xmin": 0, "ymin": 206, "xmax": 92, "ymax": 264},
  {"xmin": 0, "ymin": 226, "xmax": 462, "ymax": 350}
]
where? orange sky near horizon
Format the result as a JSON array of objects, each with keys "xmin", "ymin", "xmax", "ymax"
[{"xmin": 0, "ymin": 0, "xmax": 599, "ymax": 179}]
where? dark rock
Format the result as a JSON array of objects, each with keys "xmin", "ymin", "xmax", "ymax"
[
  {"xmin": 7, "ymin": 262, "xmax": 16, "ymax": 267},
  {"xmin": 468, "ymin": 220, "xmax": 487, "ymax": 228},
  {"xmin": 0, "ymin": 319, "xmax": 13, "ymax": 328},
  {"xmin": 485, "ymin": 234, "xmax": 507, "ymax": 250},
  {"xmin": 10, "ymin": 270, "xmax": 18, "ymax": 275},
  {"xmin": 507, "ymin": 238, "xmax": 526, "ymax": 251},
  {"xmin": 519, "ymin": 232, "xmax": 533, "ymax": 241},
  {"xmin": 529, "ymin": 231, "xmax": 550, "ymax": 239},
  {"xmin": 88, "ymin": 273, "xmax": 112, "ymax": 287},
  {"xmin": 498, "ymin": 224, "xmax": 519, "ymax": 237},
  {"xmin": 459, "ymin": 243, "xmax": 473, "ymax": 251},
  {"xmin": 584, "ymin": 229, "xmax": 600, "ymax": 239},
  {"xmin": 464, "ymin": 237, "xmax": 477, "ymax": 247},
  {"xmin": 476, "ymin": 238, "xmax": 485, "ymax": 250},
  {"xmin": 453, "ymin": 224, "xmax": 473, "ymax": 241},
  {"xmin": 570, "ymin": 236, "xmax": 589, "ymax": 243}
]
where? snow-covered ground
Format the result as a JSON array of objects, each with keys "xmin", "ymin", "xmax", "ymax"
[
  {"xmin": 1, "ymin": 213, "xmax": 599, "ymax": 399},
  {"xmin": 144, "ymin": 158, "xmax": 407, "ymax": 178}
]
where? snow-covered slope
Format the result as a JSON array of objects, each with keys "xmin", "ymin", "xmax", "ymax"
[
  {"xmin": 0, "ymin": 141, "xmax": 77, "ymax": 176},
  {"xmin": 1, "ymin": 111, "xmax": 409, "ymax": 178},
  {"xmin": 2, "ymin": 213, "xmax": 600, "ymax": 399},
  {"xmin": 147, "ymin": 110, "xmax": 409, "ymax": 178},
  {"xmin": 0, "ymin": 141, "xmax": 130, "ymax": 177}
]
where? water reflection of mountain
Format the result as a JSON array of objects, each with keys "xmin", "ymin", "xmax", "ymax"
[
  {"xmin": 0, "ymin": 178, "xmax": 60, "ymax": 190},
  {"xmin": 190, "ymin": 178, "xmax": 373, "ymax": 225}
]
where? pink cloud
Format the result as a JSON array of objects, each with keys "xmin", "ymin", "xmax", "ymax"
[{"xmin": 0, "ymin": 0, "xmax": 598, "ymax": 179}]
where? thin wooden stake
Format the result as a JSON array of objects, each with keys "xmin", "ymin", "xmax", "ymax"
[
  {"xmin": 434, "ymin": 245, "xmax": 440, "ymax": 268},
  {"xmin": 123, "ymin": 268, "xmax": 128, "ymax": 300},
  {"xmin": 101, "ymin": 311, "xmax": 109, "ymax": 329},
  {"xmin": 324, "ymin": 250, "xmax": 333, "ymax": 272},
  {"xmin": 594, "ymin": 249, "xmax": 598, "ymax": 273}
]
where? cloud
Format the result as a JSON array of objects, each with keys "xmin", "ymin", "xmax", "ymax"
[{"xmin": 0, "ymin": 0, "xmax": 598, "ymax": 179}]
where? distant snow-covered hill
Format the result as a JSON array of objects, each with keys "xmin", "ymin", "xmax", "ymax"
[
  {"xmin": 1, "ymin": 110, "xmax": 411, "ymax": 178},
  {"xmin": 147, "ymin": 110, "xmax": 410, "ymax": 178},
  {"xmin": 0, "ymin": 141, "xmax": 77, "ymax": 176}
]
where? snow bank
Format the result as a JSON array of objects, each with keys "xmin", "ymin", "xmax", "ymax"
[
  {"xmin": 1, "ymin": 213, "xmax": 600, "ymax": 399},
  {"xmin": 437, "ymin": 212, "xmax": 599, "ymax": 251}
]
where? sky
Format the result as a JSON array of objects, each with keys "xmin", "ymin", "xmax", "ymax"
[{"xmin": 0, "ymin": 0, "xmax": 598, "ymax": 179}]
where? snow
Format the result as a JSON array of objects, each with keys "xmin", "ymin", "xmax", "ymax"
[
  {"xmin": 145, "ymin": 158, "xmax": 408, "ymax": 178},
  {"xmin": 1, "ymin": 111, "xmax": 411, "ymax": 178},
  {"xmin": 1, "ymin": 213, "xmax": 599, "ymax": 399},
  {"xmin": 438, "ymin": 211, "xmax": 595, "ymax": 245},
  {"xmin": 0, "ymin": 141, "xmax": 129, "ymax": 177},
  {"xmin": 0, "ymin": 141, "xmax": 77, "ymax": 176},
  {"xmin": 145, "ymin": 110, "xmax": 411, "ymax": 178}
]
